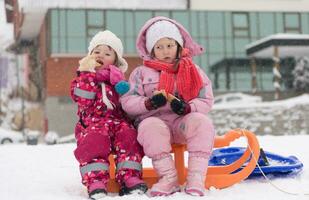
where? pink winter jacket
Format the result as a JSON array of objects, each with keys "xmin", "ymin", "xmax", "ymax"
[
  {"xmin": 120, "ymin": 16, "xmax": 214, "ymax": 126},
  {"xmin": 70, "ymin": 66, "xmax": 126, "ymax": 127},
  {"xmin": 120, "ymin": 65, "xmax": 214, "ymax": 126}
]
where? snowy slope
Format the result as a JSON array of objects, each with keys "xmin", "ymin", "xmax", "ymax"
[{"xmin": 0, "ymin": 135, "xmax": 308, "ymax": 200}]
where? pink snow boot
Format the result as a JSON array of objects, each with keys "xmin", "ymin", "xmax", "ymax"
[
  {"xmin": 150, "ymin": 155, "xmax": 180, "ymax": 196},
  {"xmin": 119, "ymin": 176, "xmax": 148, "ymax": 196},
  {"xmin": 185, "ymin": 154, "xmax": 209, "ymax": 196},
  {"xmin": 88, "ymin": 181, "xmax": 107, "ymax": 200}
]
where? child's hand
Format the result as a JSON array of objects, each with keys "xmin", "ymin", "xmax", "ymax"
[
  {"xmin": 168, "ymin": 94, "xmax": 191, "ymax": 115},
  {"xmin": 78, "ymin": 55, "xmax": 101, "ymax": 72},
  {"xmin": 153, "ymin": 90, "xmax": 167, "ymax": 99},
  {"xmin": 145, "ymin": 90, "xmax": 167, "ymax": 110},
  {"xmin": 167, "ymin": 94, "xmax": 191, "ymax": 115}
]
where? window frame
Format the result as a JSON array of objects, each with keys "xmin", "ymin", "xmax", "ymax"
[
  {"xmin": 283, "ymin": 12, "xmax": 302, "ymax": 33},
  {"xmin": 232, "ymin": 12, "xmax": 250, "ymax": 38}
]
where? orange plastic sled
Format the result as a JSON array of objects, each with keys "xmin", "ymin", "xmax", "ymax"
[{"xmin": 107, "ymin": 129, "xmax": 260, "ymax": 192}]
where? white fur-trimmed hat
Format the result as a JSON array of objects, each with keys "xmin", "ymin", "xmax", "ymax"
[
  {"xmin": 145, "ymin": 20, "xmax": 184, "ymax": 54},
  {"xmin": 88, "ymin": 30, "xmax": 128, "ymax": 73}
]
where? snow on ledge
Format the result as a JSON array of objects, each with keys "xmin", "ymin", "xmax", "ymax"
[
  {"xmin": 246, "ymin": 33, "xmax": 309, "ymax": 50},
  {"xmin": 213, "ymin": 94, "xmax": 309, "ymax": 110}
]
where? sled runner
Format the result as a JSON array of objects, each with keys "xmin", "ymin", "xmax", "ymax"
[
  {"xmin": 209, "ymin": 147, "xmax": 303, "ymax": 177},
  {"xmin": 107, "ymin": 129, "xmax": 260, "ymax": 192}
]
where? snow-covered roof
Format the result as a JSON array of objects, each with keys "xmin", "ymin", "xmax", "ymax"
[
  {"xmin": 191, "ymin": 0, "xmax": 309, "ymax": 12},
  {"xmin": 18, "ymin": 0, "xmax": 187, "ymax": 12},
  {"xmin": 246, "ymin": 33, "xmax": 309, "ymax": 58},
  {"xmin": 15, "ymin": 0, "xmax": 187, "ymax": 40}
]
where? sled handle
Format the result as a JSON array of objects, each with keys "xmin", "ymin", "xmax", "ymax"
[
  {"xmin": 206, "ymin": 129, "xmax": 260, "ymax": 189},
  {"xmin": 213, "ymin": 129, "xmax": 242, "ymax": 148}
]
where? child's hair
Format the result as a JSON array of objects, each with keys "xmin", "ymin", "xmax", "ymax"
[{"xmin": 106, "ymin": 45, "xmax": 120, "ymax": 66}]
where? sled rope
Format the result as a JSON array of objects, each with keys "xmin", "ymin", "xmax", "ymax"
[{"xmin": 239, "ymin": 128, "xmax": 309, "ymax": 196}]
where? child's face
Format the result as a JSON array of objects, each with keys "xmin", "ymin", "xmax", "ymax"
[
  {"xmin": 91, "ymin": 44, "xmax": 117, "ymax": 70},
  {"xmin": 153, "ymin": 38, "xmax": 178, "ymax": 64}
]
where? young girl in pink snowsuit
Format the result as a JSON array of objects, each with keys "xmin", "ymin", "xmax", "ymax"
[
  {"xmin": 70, "ymin": 30, "xmax": 147, "ymax": 199},
  {"xmin": 120, "ymin": 17, "xmax": 215, "ymax": 197}
]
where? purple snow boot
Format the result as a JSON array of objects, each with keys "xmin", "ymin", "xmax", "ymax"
[
  {"xmin": 88, "ymin": 181, "xmax": 107, "ymax": 200},
  {"xmin": 150, "ymin": 155, "xmax": 180, "ymax": 196},
  {"xmin": 184, "ymin": 155, "xmax": 209, "ymax": 196},
  {"xmin": 119, "ymin": 176, "xmax": 148, "ymax": 196}
]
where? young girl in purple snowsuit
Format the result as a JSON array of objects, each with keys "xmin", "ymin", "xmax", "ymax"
[
  {"xmin": 70, "ymin": 30, "xmax": 147, "ymax": 199},
  {"xmin": 120, "ymin": 17, "xmax": 215, "ymax": 197}
]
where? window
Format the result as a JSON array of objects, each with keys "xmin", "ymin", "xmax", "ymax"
[
  {"xmin": 258, "ymin": 13, "xmax": 275, "ymax": 37},
  {"xmin": 231, "ymin": 70, "xmax": 251, "ymax": 91},
  {"xmin": 86, "ymin": 11, "xmax": 105, "ymax": 44},
  {"xmin": 50, "ymin": 9, "xmax": 105, "ymax": 54},
  {"xmin": 208, "ymin": 12, "xmax": 224, "ymax": 37},
  {"xmin": 283, "ymin": 13, "xmax": 301, "ymax": 33},
  {"xmin": 153, "ymin": 11, "xmax": 170, "ymax": 18},
  {"xmin": 67, "ymin": 10, "xmax": 86, "ymax": 53},
  {"xmin": 233, "ymin": 38, "xmax": 250, "ymax": 54},
  {"xmin": 172, "ymin": 11, "xmax": 190, "ymax": 31},
  {"xmin": 232, "ymin": 12, "xmax": 250, "ymax": 38},
  {"xmin": 257, "ymin": 66, "xmax": 273, "ymax": 91}
]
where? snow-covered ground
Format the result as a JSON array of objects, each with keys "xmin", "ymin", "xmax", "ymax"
[{"xmin": 0, "ymin": 135, "xmax": 308, "ymax": 200}]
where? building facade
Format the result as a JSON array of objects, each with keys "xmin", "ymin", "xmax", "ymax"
[{"xmin": 4, "ymin": 0, "xmax": 309, "ymax": 135}]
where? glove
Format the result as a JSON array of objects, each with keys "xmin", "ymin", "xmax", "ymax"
[
  {"xmin": 109, "ymin": 65, "xmax": 125, "ymax": 85},
  {"xmin": 169, "ymin": 95, "xmax": 191, "ymax": 115},
  {"xmin": 144, "ymin": 90, "xmax": 167, "ymax": 110},
  {"xmin": 96, "ymin": 65, "xmax": 125, "ymax": 85},
  {"xmin": 115, "ymin": 81, "xmax": 130, "ymax": 95},
  {"xmin": 95, "ymin": 67, "xmax": 110, "ymax": 82},
  {"xmin": 78, "ymin": 55, "xmax": 101, "ymax": 72}
]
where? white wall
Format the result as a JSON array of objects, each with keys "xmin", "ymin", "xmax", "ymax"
[
  {"xmin": 209, "ymin": 97, "xmax": 309, "ymax": 136},
  {"xmin": 191, "ymin": 0, "xmax": 309, "ymax": 12},
  {"xmin": 0, "ymin": 0, "xmax": 13, "ymax": 51},
  {"xmin": 45, "ymin": 97, "xmax": 78, "ymax": 136}
]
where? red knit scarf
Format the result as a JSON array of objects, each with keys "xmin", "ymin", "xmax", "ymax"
[{"xmin": 143, "ymin": 48, "xmax": 203, "ymax": 101}]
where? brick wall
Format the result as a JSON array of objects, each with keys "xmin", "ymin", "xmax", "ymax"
[
  {"xmin": 45, "ymin": 56, "xmax": 143, "ymax": 135},
  {"xmin": 45, "ymin": 56, "xmax": 142, "ymax": 97},
  {"xmin": 46, "ymin": 57, "xmax": 78, "ymax": 96}
]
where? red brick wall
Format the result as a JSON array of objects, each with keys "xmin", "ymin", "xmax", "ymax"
[
  {"xmin": 46, "ymin": 57, "xmax": 79, "ymax": 96},
  {"xmin": 46, "ymin": 56, "xmax": 142, "ymax": 96},
  {"xmin": 124, "ymin": 57, "xmax": 143, "ymax": 78}
]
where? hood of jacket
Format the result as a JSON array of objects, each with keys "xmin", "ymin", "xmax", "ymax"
[{"xmin": 136, "ymin": 16, "xmax": 205, "ymax": 60}]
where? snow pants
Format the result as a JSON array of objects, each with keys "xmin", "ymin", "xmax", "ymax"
[
  {"xmin": 137, "ymin": 112, "xmax": 215, "ymax": 159},
  {"xmin": 74, "ymin": 117, "xmax": 144, "ymax": 189}
]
